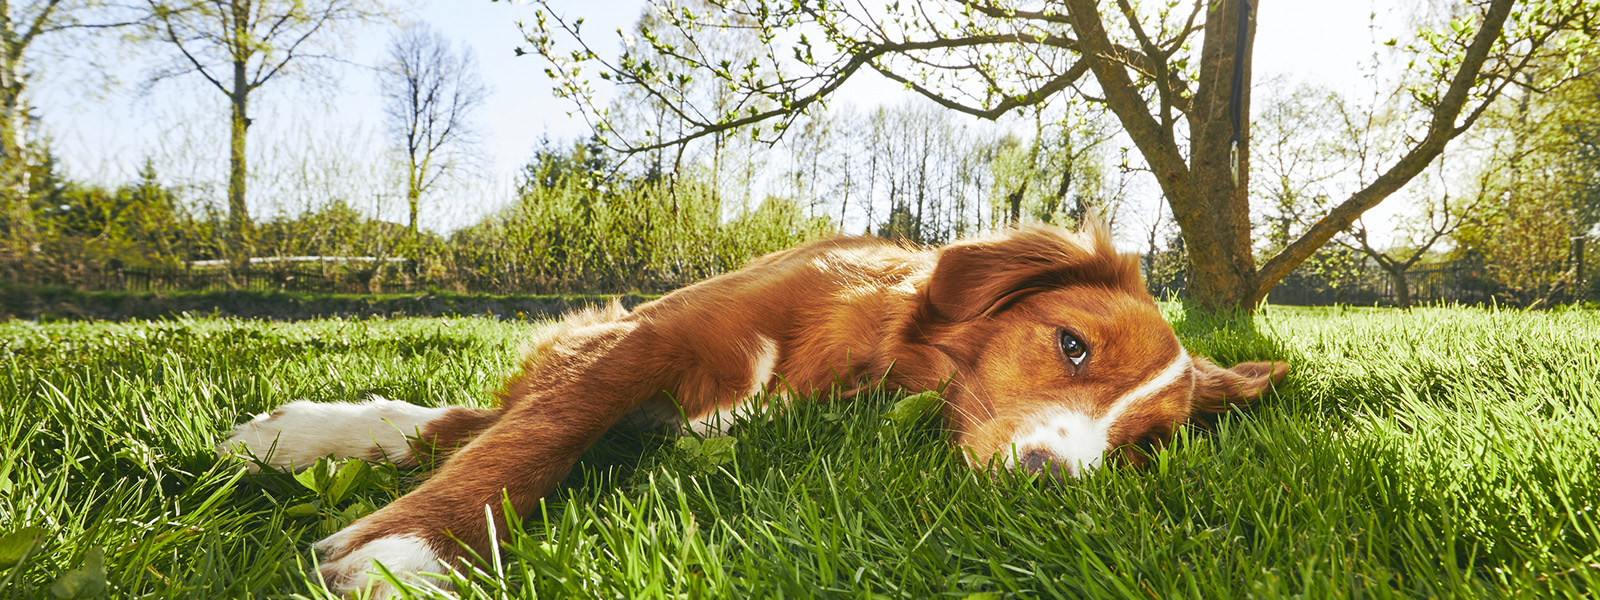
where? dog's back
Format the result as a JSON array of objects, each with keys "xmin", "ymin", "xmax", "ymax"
[{"xmin": 220, "ymin": 223, "xmax": 1287, "ymax": 596}]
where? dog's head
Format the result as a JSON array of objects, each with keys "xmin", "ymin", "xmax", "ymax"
[{"xmin": 910, "ymin": 221, "xmax": 1286, "ymax": 477}]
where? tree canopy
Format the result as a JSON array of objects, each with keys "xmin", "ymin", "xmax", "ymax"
[{"xmin": 527, "ymin": 0, "xmax": 1600, "ymax": 314}]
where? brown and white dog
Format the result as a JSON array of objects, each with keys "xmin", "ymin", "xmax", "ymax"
[{"xmin": 220, "ymin": 221, "xmax": 1286, "ymax": 595}]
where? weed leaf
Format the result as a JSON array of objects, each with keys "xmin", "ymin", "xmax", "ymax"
[
  {"xmin": 676, "ymin": 436, "xmax": 739, "ymax": 471},
  {"xmin": 292, "ymin": 458, "xmax": 333, "ymax": 494},
  {"xmin": 326, "ymin": 460, "xmax": 371, "ymax": 505},
  {"xmin": 674, "ymin": 436, "xmax": 701, "ymax": 454},
  {"xmin": 698, "ymin": 436, "xmax": 739, "ymax": 467},
  {"xmin": 0, "ymin": 526, "xmax": 43, "ymax": 569},
  {"xmin": 882, "ymin": 391, "xmax": 942, "ymax": 429},
  {"xmin": 48, "ymin": 546, "xmax": 106, "ymax": 598},
  {"xmin": 283, "ymin": 501, "xmax": 321, "ymax": 518}
]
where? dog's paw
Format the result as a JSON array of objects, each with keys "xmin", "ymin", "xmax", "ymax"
[
  {"xmin": 314, "ymin": 524, "xmax": 451, "ymax": 597},
  {"xmin": 217, "ymin": 397, "xmax": 451, "ymax": 471}
]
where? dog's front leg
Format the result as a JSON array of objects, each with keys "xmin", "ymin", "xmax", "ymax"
[{"xmin": 312, "ymin": 320, "xmax": 675, "ymax": 596}]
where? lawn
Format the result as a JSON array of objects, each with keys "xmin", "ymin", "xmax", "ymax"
[{"xmin": 2, "ymin": 305, "xmax": 1598, "ymax": 599}]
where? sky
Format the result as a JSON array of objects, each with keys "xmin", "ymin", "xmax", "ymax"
[{"xmin": 33, "ymin": 0, "xmax": 1403, "ymax": 243}]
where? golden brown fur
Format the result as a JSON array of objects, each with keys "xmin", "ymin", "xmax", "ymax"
[{"xmin": 239, "ymin": 221, "xmax": 1286, "ymax": 593}]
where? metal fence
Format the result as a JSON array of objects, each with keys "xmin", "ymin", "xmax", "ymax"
[
  {"xmin": 118, "ymin": 265, "xmax": 364, "ymax": 294},
  {"xmin": 7, "ymin": 259, "xmax": 411, "ymax": 295},
  {"xmin": 7, "ymin": 246, "xmax": 1595, "ymax": 308},
  {"xmin": 1263, "ymin": 261, "xmax": 1500, "ymax": 307},
  {"xmin": 1152, "ymin": 254, "xmax": 1595, "ymax": 307}
]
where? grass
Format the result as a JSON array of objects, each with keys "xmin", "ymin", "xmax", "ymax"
[{"xmin": 1, "ymin": 304, "xmax": 1598, "ymax": 598}]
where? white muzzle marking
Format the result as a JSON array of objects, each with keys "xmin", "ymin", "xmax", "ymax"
[{"xmin": 1009, "ymin": 349, "xmax": 1192, "ymax": 476}]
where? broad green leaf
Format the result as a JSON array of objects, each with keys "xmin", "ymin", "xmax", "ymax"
[
  {"xmin": 339, "ymin": 501, "xmax": 374, "ymax": 522},
  {"xmin": 881, "ymin": 391, "xmax": 942, "ymax": 428},
  {"xmin": 325, "ymin": 460, "xmax": 370, "ymax": 505},
  {"xmin": 676, "ymin": 436, "xmax": 739, "ymax": 470},
  {"xmin": 283, "ymin": 502, "xmax": 320, "ymax": 518},
  {"xmin": 292, "ymin": 458, "xmax": 332, "ymax": 494},
  {"xmin": 698, "ymin": 436, "xmax": 739, "ymax": 467},
  {"xmin": 48, "ymin": 547, "xmax": 106, "ymax": 599},
  {"xmin": 674, "ymin": 437, "xmax": 701, "ymax": 454},
  {"xmin": 0, "ymin": 526, "xmax": 43, "ymax": 569}
]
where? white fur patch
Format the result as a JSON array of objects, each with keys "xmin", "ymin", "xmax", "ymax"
[
  {"xmin": 746, "ymin": 335, "xmax": 779, "ymax": 397},
  {"xmin": 218, "ymin": 396, "xmax": 454, "ymax": 471},
  {"xmin": 315, "ymin": 532, "xmax": 447, "ymax": 597},
  {"xmin": 1009, "ymin": 349, "xmax": 1193, "ymax": 476},
  {"xmin": 687, "ymin": 401, "xmax": 758, "ymax": 436},
  {"xmin": 686, "ymin": 335, "xmax": 779, "ymax": 436},
  {"xmin": 1008, "ymin": 408, "xmax": 1109, "ymax": 475}
]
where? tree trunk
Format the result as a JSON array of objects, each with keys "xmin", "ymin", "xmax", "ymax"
[
  {"xmin": 407, "ymin": 167, "xmax": 421, "ymax": 277},
  {"xmin": 407, "ymin": 171, "xmax": 420, "ymax": 239},
  {"xmin": 0, "ymin": 15, "xmax": 34, "ymax": 261},
  {"xmin": 228, "ymin": 57, "xmax": 252, "ymax": 268},
  {"xmin": 1169, "ymin": 0, "xmax": 1257, "ymax": 314},
  {"xmin": 1007, "ymin": 183, "xmax": 1025, "ymax": 227},
  {"xmin": 914, "ymin": 156, "xmax": 926, "ymax": 240},
  {"xmin": 838, "ymin": 163, "xmax": 849, "ymax": 230},
  {"xmin": 1387, "ymin": 264, "xmax": 1412, "ymax": 309},
  {"xmin": 1065, "ymin": 0, "xmax": 1256, "ymax": 314}
]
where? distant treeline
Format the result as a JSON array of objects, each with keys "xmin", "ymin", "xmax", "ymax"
[
  {"xmin": 4, "ymin": 133, "xmax": 1594, "ymax": 308},
  {"xmin": 4, "ymin": 138, "xmax": 836, "ymax": 295}
]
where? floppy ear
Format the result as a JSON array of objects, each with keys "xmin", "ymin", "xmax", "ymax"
[
  {"xmin": 924, "ymin": 221, "xmax": 1138, "ymax": 322},
  {"xmin": 1189, "ymin": 358, "xmax": 1289, "ymax": 416}
]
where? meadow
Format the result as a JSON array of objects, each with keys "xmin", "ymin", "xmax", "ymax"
[{"xmin": 1, "ymin": 305, "xmax": 1598, "ymax": 599}]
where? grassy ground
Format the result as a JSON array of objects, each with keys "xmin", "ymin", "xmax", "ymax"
[{"xmin": 2, "ymin": 305, "xmax": 1598, "ymax": 599}]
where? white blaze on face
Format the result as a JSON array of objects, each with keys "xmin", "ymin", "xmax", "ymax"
[
  {"xmin": 688, "ymin": 335, "xmax": 778, "ymax": 436},
  {"xmin": 1008, "ymin": 349, "xmax": 1192, "ymax": 476}
]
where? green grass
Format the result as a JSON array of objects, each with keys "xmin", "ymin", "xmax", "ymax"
[{"xmin": 2, "ymin": 305, "xmax": 1599, "ymax": 598}]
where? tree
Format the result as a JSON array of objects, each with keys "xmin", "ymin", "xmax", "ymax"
[
  {"xmin": 1341, "ymin": 159, "xmax": 1488, "ymax": 308},
  {"xmin": 1250, "ymin": 82, "xmax": 1349, "ymax": 256},
  {"xmin": 1456, "ymin": 60, "xmax": 1600, "ymax": 306},
  {"xmin": 527, "ymin": 0, "xmax": 1600, "ymax": 314},
  {"xmin": 986, "ymin": 99, "xmax": 1118, "ymax": 230},
  {"xmin": 136, "ymin": 0, "xmax": 390, "ymax": 264},
  {"xmin": 378, "ymin": 23, "xmax": 487, "ymax": 255},
  {"xmin": 1, "ymin": 0, "xmax": 127, "ymax": 260}
]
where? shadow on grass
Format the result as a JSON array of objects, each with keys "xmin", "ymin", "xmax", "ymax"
[{"xmin": 1167, "ymin": 301, "xmax": 1298, "ymax": 366}]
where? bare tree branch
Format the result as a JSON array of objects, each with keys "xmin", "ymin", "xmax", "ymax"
[
  {"xmin": 1255, "ymin": 0, "xmax": 1519, "ymax": 300},
  {"xmin": 1061, "ymin": 0, "xmax": 1190, "ymax": 200}
]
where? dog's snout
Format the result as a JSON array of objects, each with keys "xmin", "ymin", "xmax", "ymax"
[{"xmin": 1020, "ymin": 449, "xmax": 1076, "ymax": 478}]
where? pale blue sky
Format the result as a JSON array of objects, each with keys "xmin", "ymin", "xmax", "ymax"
[{"xmin": 34, "ymin": 1, "xmax": 1394, "ymax": 236}]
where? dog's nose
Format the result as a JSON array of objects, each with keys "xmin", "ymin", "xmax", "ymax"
[{"xmin": 1020, "ymin": 449, "xmax": 1076, "ymax": 478}]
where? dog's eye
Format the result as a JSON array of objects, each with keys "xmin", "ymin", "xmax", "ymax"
[{"xmin": 1058, "ymin": 330, "xmax": 1087, "ymax": 368}]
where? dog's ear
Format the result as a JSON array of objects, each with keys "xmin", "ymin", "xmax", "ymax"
[
  {"xmin": 1189, "ymin": 358, "xmax": 1288, "ymax": 417},
  {"xmin": 924, "ymin": 221, "xmax": 1138, "ymax": 322}
]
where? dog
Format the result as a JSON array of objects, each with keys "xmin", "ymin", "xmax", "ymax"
[{"xmin": 220, "ymin": 220, "xmax": 1287, "ymax": 595}]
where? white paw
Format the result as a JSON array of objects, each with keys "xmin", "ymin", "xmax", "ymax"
[
  {"xmin": 217, "ymin": 396, "xmax": 454, "ymax": 471},
  {"xmin": 315, "ymin": 528, "xmax": 450, "ymax": 597}
]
